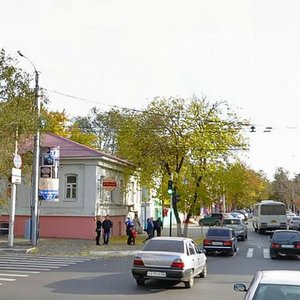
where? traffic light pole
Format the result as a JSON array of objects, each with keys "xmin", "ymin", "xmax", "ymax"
[{"xmin": 169, "ymin": 173, "xmax": 173, "ymax": 237}]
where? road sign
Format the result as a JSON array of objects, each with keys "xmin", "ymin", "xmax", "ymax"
[
  {"xmin": 13, "ymin": 154, "xmax": 22, "ymax": 169},
  {"xmin": 11, "ymin": 168, "xmax": 21, "ymax": 184},
  {"xmin": 102, "ymin": 178, "xmax": 117, "ymax": 191}
]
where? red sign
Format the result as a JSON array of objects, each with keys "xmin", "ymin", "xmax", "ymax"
[{"xmin": 102, "ymin": 178, "xmax": 117, "ymax": 191}]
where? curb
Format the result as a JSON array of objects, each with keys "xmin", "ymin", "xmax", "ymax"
[{"xmin": 0, "ymin": 247, "xmax": 36, "ymax": 254}]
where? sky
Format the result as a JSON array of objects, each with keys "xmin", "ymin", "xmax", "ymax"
[{"xmin": 2, "ymin": 0, "xmax": 300, "ymax": 180}]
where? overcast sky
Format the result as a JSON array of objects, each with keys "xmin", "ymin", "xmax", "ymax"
[{"xmin": 2, "ymin": 0, "xmax": 300, "ymax": 179}]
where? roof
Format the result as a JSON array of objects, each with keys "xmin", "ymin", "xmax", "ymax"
[
  {"xmin": 150, "ymin": 237, "xmax": 193, "ymax": 242},
  {"xmin": 24, "ymin": 132, "xmax": 133, "ymax": 166},
  {"xmin": 259, "ymin": 270, "xmax": 300, "ymax": 285}
]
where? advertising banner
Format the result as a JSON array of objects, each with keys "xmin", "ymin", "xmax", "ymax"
[{"xmin": 39, "ymin": 147, "xmax": 60, "ymax": 201}]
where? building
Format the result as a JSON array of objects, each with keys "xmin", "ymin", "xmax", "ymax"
[{"xmin": 0, "ymin": 133, "xmax": 144, "ymax": 240}]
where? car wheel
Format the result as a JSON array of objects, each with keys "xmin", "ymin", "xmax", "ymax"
[
  {"xmin": 199, "ymin": 263, "xmax": 207, "ymax": 278},
  {"xmin": 136, "ymin": 278, "xmax": 145, "ymax": 286},
  {"xmin": 228, "ymin": 249, "xmax": 234, "ymax": 256},
  {"xmin": 241, "ymin": 235, "xmax": 245, "ymax": 241},
  {"xmin": 184, "ymin": 270, "xmax": 194, "ymax": 288},
  {"xmin": 215, "ymin": 220, "xmax": 221, "ymax": 226}
]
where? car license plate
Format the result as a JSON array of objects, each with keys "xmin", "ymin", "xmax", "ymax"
[
  {"xmin": 147, "ymin": 271, "xmax": 166, "ymax": 277},
  {"xmin": 282, "ymin": 245, "xmax": 294, "ymax": 248},
  {"xmin": 212, "ymin": 241, "xmax": 223, "ymax": 245},
  {"xmin": 271, "ymin": 220, "xmax": 277, "ymax": 223}
]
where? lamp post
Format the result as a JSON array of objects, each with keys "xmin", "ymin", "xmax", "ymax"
[{"xmin": 17, "ymin": 51, "xmax": 40, "ymax": 246}]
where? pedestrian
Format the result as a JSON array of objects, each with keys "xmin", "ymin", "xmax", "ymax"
[
  {"xmin": 125, "ymin": 217, "xmax": 134, "ymax": 245},
  {"xmin": 130, "ymin": 225, "xmax": 137, "ymax": 245},
  {"xmin": 154, "ymin": 217, "xmax": 163, "ymax": 236},
  {"xmin": 143, "ymin": 217, "xmax": 154, "ymax": 243},
  {"xmin": 133, "ymin": 213, "xmax": 142, "ymax": 234},
  {"xmin": 102, "ymin": 215, "xmax": 113, "ymax": 245},
  {"xmin": 95, "ymin": 215, "xmax": 102, "ymax": 245}
]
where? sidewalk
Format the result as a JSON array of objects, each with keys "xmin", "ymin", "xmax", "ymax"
[{"xmin": 0, "ymin": 223, "xmax": 202, "ymax": 257}]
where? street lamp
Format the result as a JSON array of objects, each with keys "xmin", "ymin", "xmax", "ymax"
[{"xmin": 17, "ymin": 51, "xmax": 40, "ymax": 246}]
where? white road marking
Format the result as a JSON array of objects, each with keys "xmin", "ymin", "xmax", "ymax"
[
  {"xmin": 0, "ymin": 273, "xmax": 28, "ymax": 277},
  {"xmin": 0, "ymin": 278, "xmax": 16, "ymax": 281},
  {"xmin": 263, "ymin": 248, "xmax": 270, "ymax": 259},
  {"xmin": 246, "ymin": 248, "xmax": 254, "ymax": 258}
]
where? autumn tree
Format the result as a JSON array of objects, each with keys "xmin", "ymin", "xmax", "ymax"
[{"xmin": 117, "ymin": 96, "xmax": 248, "ymax": 236}]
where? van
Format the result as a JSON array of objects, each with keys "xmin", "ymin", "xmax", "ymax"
[{"xmin": 252, "ymin": 200, "xmax": 287, "ymax": 234}]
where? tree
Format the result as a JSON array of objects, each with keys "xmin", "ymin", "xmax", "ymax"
[
  {"xmin": 117, "ymin": 96, "xmax": 248, "ymax": 236},
  {"xmin": 0, "ymin": 49, "xmax": 43, "ymax": 211}
]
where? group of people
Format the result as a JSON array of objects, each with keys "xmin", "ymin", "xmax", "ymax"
[
  {"xmin": 143, "ymin": 217, "xmax": 163, "ymax": 242},
  {"xmin": 95, "ymin": 213, "xmax": 164, "ymax": 246},
  {"xmin": 95, "ymin": 215, "xmax": 113, "ymax": 245}
]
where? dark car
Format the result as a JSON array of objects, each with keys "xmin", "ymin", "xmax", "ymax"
[
  {"xmin": 199, "ymin": 213, "xmax": 231, "ymax": 226},
  {"xmin": 203, "ymin": 227, "xmax": 237, "ymax": 256},
  {"xmin": 269, "ymin": 230, "xmax": 300, "ymax": 259},
  {"xmin": 222, "ymin": 218, "xmax": 248, "ymax": 241}
]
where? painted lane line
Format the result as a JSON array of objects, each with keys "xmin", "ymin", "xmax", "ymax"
[
  {"xmin": 0, "ymin": 270, "xmax": 40, "ymax": 274},
  {"xmin": 263, "ymin": 248, "xmax": 270, "ymax": 259},
  {"xmin": 0, "ymin": 267, "xmax": 50, "ymax": 271},
  {"xmin": 246, "ymin": 248, "xmax": 254, "ymax": 258}
]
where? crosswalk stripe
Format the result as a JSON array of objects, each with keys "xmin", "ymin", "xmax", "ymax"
[
  {"xmin": 246, "ymin": 248, "xmax": 254, "ymax": 258},
  {"xmin": 263, "ymin": 248, "xmax": 270, "ymax": 259},
  {"xmin": 0, "ymin": 278, "xmax": 16, "ymax": 281},
  {"xmin": 0, "ymin": 273, "xmax": 28, "ymax": 277}
]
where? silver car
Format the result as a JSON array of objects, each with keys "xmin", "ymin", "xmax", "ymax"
[
  {"xmin": 131, "ymin": 236, "xmax": 207, "ymax": 288},
  {"xmin": 289, "ymin": 216, "xmax": 300, "ymax": 230},
  {"xmin": 234, "ymin": 270, "xmax": 300, "ymax": 299}
]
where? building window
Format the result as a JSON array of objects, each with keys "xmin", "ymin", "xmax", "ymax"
[{"xmin": 66, "ymin": 174, "xmax": 77, "ymax": 200}]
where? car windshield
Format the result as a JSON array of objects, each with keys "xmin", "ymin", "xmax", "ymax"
[
  {"xmin": 273, "ymin": 232, "xmax": 300, "ymax": 240},
  {"xmin": 207, "ymin": 229, "xmax": 231, "ymax": 236},
  {"xmin": 142, "ymin": 240, "xmax": 184, "ymax": 253},
  {"xmin": 253, "ymin": 284, "xmax": 300, "ymax": 300}
]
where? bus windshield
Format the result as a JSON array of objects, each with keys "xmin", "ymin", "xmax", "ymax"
[{"xmin": 261, "ymin": 204, "xmax": 286, "ymax": 215}]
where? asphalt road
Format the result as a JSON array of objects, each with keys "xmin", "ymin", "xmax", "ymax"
[{"xmin": 0, "ymin": 223, "xmax": 299, "ymax": 300}]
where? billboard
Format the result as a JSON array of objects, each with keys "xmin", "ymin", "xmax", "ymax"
[{"xmin": 39, "ymin": 147, "xmax": 60, "ymax": 201}]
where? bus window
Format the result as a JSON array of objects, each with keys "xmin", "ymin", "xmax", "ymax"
[{"xmin": 261, "ymin": 204, "xmax": 286, "ymax": 215}]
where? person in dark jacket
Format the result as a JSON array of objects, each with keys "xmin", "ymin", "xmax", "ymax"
[
  {"xmin": 154, "ymin": 217, "xmax": 163, "ymax": 236},
  {"xmin": 102, "ymin": 215, "xmax": 113, "ymax": 245},
  {"xmin": 95, "ymin": 215, "xmax": 102, "ymax": 245},
  {"xmin": 143, "ymin": 217, "xmax": 154, "ymax": 243}
]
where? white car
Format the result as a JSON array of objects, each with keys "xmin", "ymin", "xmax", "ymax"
[
  {"xmin": 131, "ymin": 236, "xmax": 207, "ymax": 288},
  {"xmin": 289, "ymin": 216, "xmax": 300, "ymax": 230},
  {"xmin": 234, "ymin": 270, "xmax": 300, "ymax": 299}
]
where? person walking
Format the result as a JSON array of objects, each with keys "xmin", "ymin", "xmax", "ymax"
[
  {"xmin": 125, "ymin": 217, "xmax": 134, "ymax": 245},
  {"xmin": 143, "ymin": 217, "xmax": 154, "ymax": 243},
  {"xmin": 133, "ymin": 213, "xmax": 142, "ymax": 234},
  {"xmin": 95, "ymin": 215, "xmax": 102, "ymax": 245},
  {"xmin": 154, "ymin": 217, "xmax": 163, "ymax": 236},
  {"xmin": 102, "ymin": 215, "xmax": 113, "ymax": 245}
]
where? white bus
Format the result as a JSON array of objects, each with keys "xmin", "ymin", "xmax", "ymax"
[{"xmin": 252, "ymin": 200, "xmax": 287, "ymax": 234}]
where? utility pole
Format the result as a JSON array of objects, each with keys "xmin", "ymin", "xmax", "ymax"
[{"xmin": 17, "ymin": 51, "xmax": 40, "ymax": 246}]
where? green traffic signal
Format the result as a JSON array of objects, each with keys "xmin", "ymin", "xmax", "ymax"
[{"xmin": 167, "ymin": 180, "xmax": 173, "ymax": 195}]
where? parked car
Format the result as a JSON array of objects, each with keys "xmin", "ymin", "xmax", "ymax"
[
  {"xmin": 232, "ymin": 209, "xmax": 248, "ymax": 220},
  {"xmin": 222, "ymin": 218, "xmax": 248, "ymax": 241},
  {"xmin": 286, "ymin": 211, "xmax": 297, "ymax": 223},
  {"xmin": 131, "ymin": 237, "xmax": 207, "ymax": 288},
  {"xmin": 230, "ymin": 212, "xmax": 245, "ymax": 221},
  {"xmin": 233, "ymin": 270, "xmax": 300, "ymax": 299},
  {"xmin": 199, "ymin": 212, "xmax": 231, "ymax": 226},
  {"xmin": 269, "ymin": 229, "xmax": 300, "ymax": 259},
  {"xmin": 289, "ymin": 216, "xmax": 300, "ymax": 230},
  {"xmin": 203, "ymin": 227, "xmax": 237, "ymax": 256}
]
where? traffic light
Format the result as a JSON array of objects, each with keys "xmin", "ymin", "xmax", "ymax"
[{"xmin": 167, "ymin": 180, "xmax": 173, "ymax": 195}]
